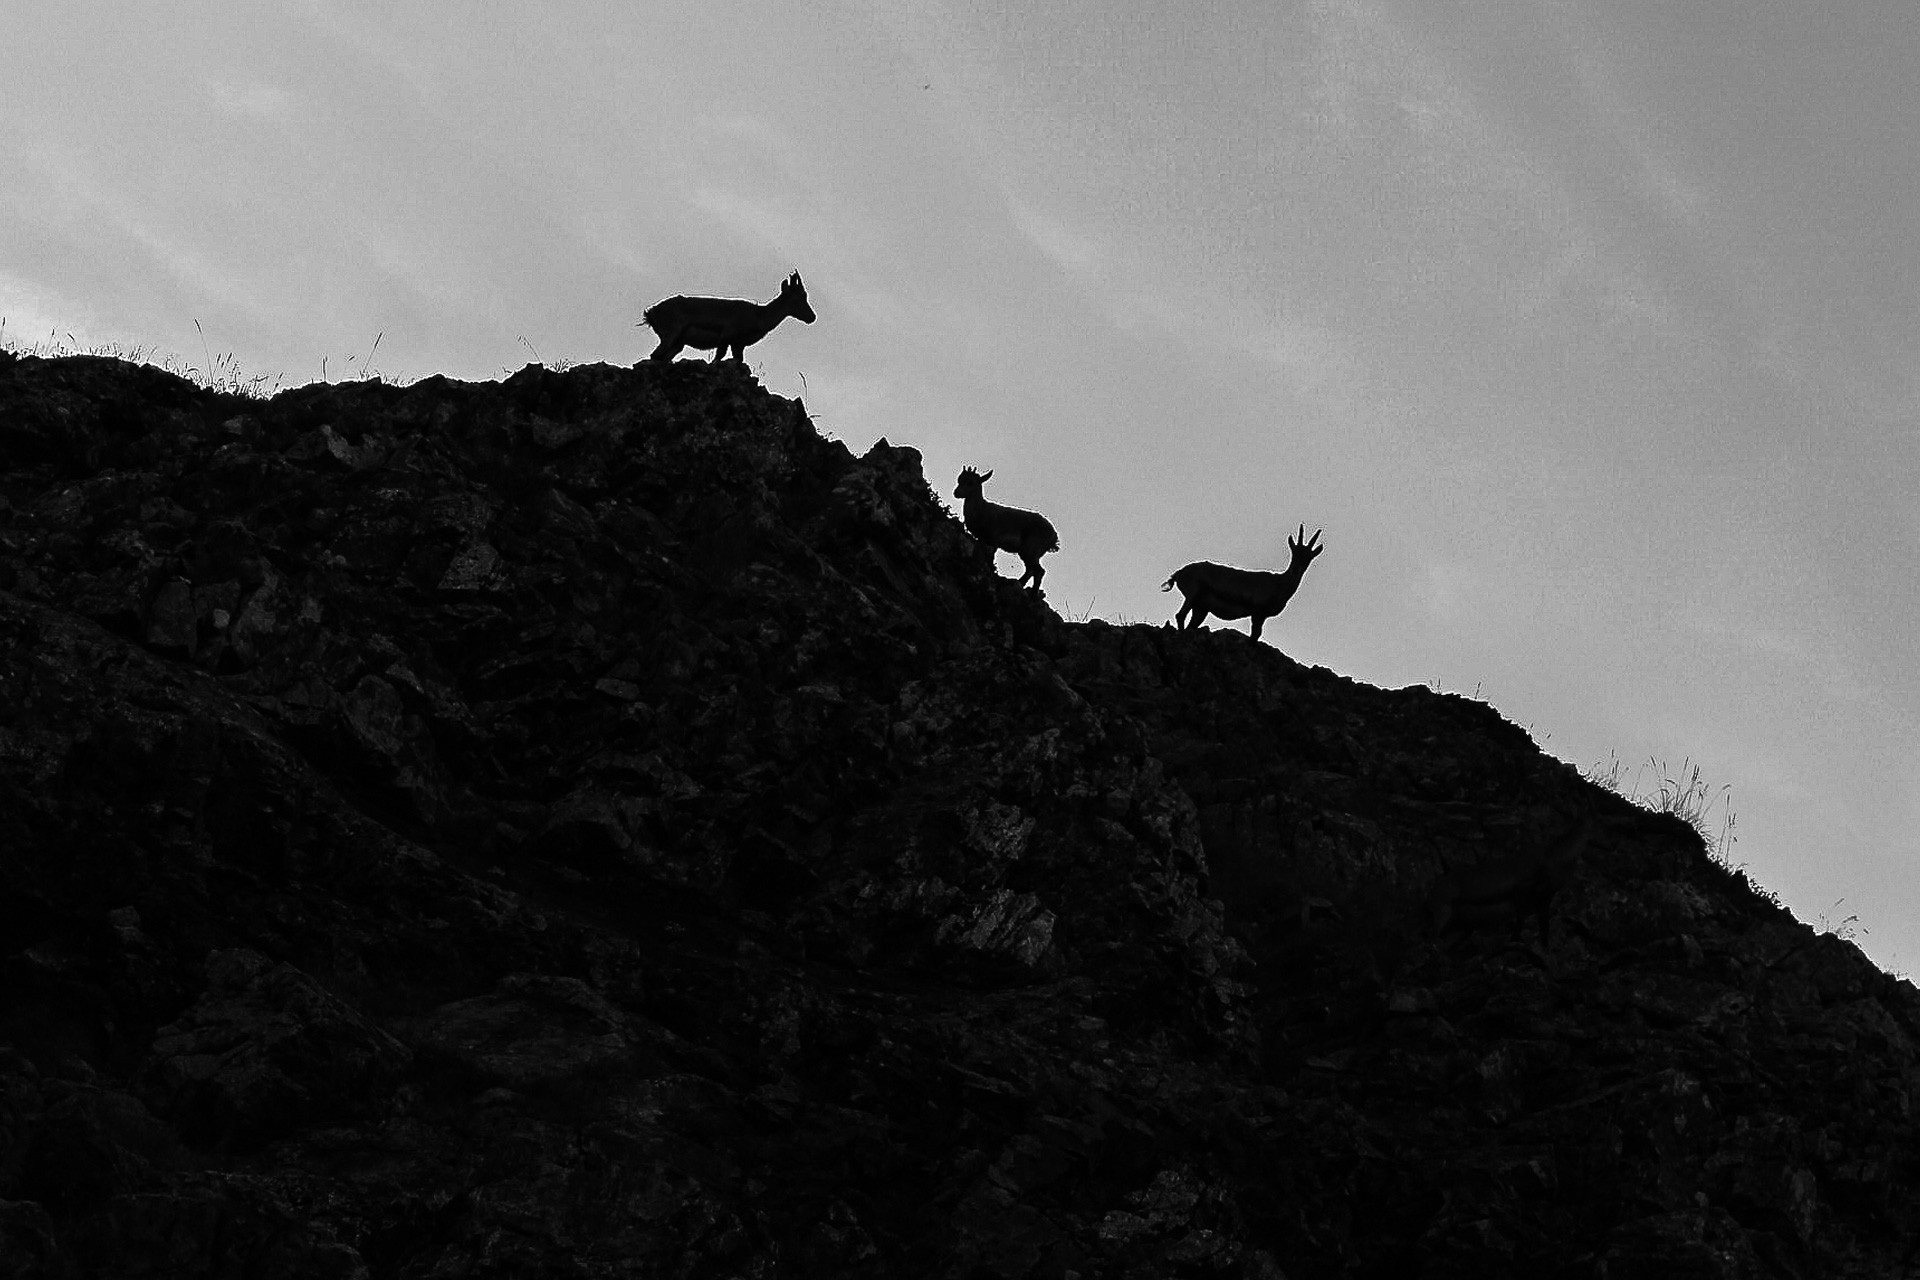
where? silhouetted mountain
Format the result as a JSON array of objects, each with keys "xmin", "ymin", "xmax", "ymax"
[{"xmin": 0, "ymin": 350, "xmax": 1913, "ymax": 1277}]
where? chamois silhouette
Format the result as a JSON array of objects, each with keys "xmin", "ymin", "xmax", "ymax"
[
  {"xmin": 1163, "ymin": 525, "xmax": 1324, "ymax": 641},
  {"xmin": 954, "ymin": 467, "xmax": 1059, "ymax": 590},
  {"xmin": 640, "ymin": 271, "xmax": 815, "ymax": 363}
]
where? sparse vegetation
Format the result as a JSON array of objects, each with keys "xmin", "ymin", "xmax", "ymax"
[
  {"xmin": 1586, "ymin": 751, "xmax": 1737, "ymax": 860},
  {"xmin": 514, "ymin": 335, "xmax": 575, "ymax": 374},
  {"xmin": 345, "ymin": 330, "xmax": 384, "ymax": 381},
  {"xmin": 1818, "ymin": 899, "xmax": 1866, "ymax": 943},
  {"xmin": 1427, "ymin": 677, "xmax": 1486, "ymax": 699},
  {"xmin": 3, "ymin": 315, "xmax": 283, "ymax": 398},
  {"xmin": 326, "ymin": 331, "xmax": 410, "ymax": 384},
  {"xmin": 1, "ymin": 318, "xmax": 429, "ymax": 394}
]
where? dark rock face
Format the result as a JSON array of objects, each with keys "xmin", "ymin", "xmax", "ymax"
[{"xmin": 0, "ymin": 348, "xmax": 1916, "ymax": 1276}]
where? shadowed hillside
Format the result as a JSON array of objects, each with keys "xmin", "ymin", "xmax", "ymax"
[{"xmin": 0, "ymin": 350, "xmax": 1915, "ymax": 1278}]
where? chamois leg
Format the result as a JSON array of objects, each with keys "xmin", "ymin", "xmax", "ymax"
[
  {"xmin": 711, "ymin": 345, "xmax": 728, "ymax": 364},
  {"xmin": 1177, "ymin": 603, "xmax": 1207, "ymax": 630},
  {"xmin": 649, "ymin": 337, "xmax": 685, "ymax": 362},
  {"xmin": 1018, "ymin": 554, "xmax": 1045, "ymax": 589},
  {"xmin": 1249, "ymin": 613, "xmax": 1269, "ymax": 641}
]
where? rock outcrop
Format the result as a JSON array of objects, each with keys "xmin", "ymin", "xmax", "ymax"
[{"xmin": 0, "ymin": 349, "xmax": 1915, "ymax": 1277}]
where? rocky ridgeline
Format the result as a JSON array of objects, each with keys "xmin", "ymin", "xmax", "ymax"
[{"xmin": 0, "ymin": 349, "xmax": 1914, "ymax": 1277}]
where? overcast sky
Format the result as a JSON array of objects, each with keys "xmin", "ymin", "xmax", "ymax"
[{"xmin": 5, "ymin": 1, "xmax": 1917, "ymax": 969}]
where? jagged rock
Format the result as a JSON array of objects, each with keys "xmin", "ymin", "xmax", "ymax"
[
  {"xmin": 142, "ymin": 578, "xmax": 196, "ymax": 657},
  {"xmin": 0, "ymin": 1198, "xmax": 65, "ymax": 1280},
  {"xmin": 141, "ymin": 949, "xmax": 411, "ymax": 1147},
  {"xmin": 401, "ymin": 972, "xmax": 676, "ymax": 1097},
  {"xmin": 1, "ymin": 351, "xmax": 1918, "ymax": 1275}
]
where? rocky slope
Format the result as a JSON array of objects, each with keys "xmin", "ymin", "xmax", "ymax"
[{"xmin": 0, "ymin": 349, "xmax": 1915, "ymax": 1278}]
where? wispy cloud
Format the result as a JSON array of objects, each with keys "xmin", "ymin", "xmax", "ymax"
[
  {"xmin": 1547, "ymin": 3, "xmax": 1710, "ymax": 236},
  {"xmin": 1001, "ymin": 192, "xmax": 1380, "ymax": 419},
  {"xmin": 1305, "ymin": 0, "xmax": 1681, "ymax": 342},
  {"xmin": 1248, "ymin": 316, "xmax": 1371, "ymax": 417},
  {"xmin": 6, "ymin": 138, "xmax": 267, "ymax": 318},
  {"xmin": 1007, "ymin": 202, "xmax": 1105, "ymax": 278},
  {"xmin": 1414, "ymin": 556, "xmax": 1475, "ymax": 624},
  {"xmin": 0, "ymin": 270, "xmax": 83, "ymax": 346},
  {"xmin": 673, "ymin": 114, "xmax": 959, "ymax": 355},
  {"xmin": 681, "ymin": 115, "xmax": 844, "ymax": 263},
  {"xmin": 1543, "ymin": 3, "xmax": 1808, "ymax": 386},
  {"xmin": 1675, "ymin": 600, "xmax": 1873, "ymax": 709},
  {"xmin": 201, "ymin": 78, "xmax": 295, "ymax": 120},
  {"xmin": 295, "ymin": 5, "xmax": 452, "ymax": 118}
]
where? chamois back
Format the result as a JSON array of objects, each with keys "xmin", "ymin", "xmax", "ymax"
[
  {"xmin": 641, "ymin": 271, "xmax": 815, "ymax": 363},
  {"xmin": 1162, "ymin": 525, "xmax": 1323, "ymax": 641}
]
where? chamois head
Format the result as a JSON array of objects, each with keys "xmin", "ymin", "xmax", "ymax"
[
  {"xmin": 780, "ymin": 272, "xmax": 816, "ymax": 324},
  {"xmin": 954, "ymin": 466, "xmax": 992, "ymax": 500},
  {"xmin": 1287, "ymin": 524, "xmax": 1325, "ymax": 572}
]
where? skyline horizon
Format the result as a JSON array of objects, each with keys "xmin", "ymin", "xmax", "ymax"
[
  {"xmin": 2, "ymin": 319, "xmax": 1749, "ymax": 878},
  {"xmin": 4, "ymin": 1, "xmax": 1914, "ymax": 974}
]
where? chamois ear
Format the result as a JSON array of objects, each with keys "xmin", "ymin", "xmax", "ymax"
[{"xmin": 980, "ymin": 469, "xmax": 992, "ymax": 483}]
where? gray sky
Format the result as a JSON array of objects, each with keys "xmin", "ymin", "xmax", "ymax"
[{"xmin": 5, "ymin": 1, "xmax": 1916, "ymax": 969}]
